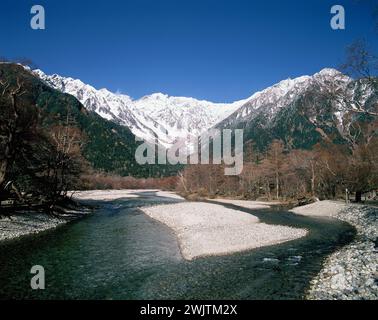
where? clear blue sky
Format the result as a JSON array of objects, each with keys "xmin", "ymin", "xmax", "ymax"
[{"xmin": 0, "ymin": 0, "xmax": 377, "ymax": 102}]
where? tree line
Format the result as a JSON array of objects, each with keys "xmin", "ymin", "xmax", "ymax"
[{"xmin": 177, "ymin": 137, "xmax": 378, "ymax": 202}]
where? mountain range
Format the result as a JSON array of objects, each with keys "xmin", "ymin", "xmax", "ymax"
[
  {"xmin": 1, "ymin": 63, "xmax": 376, "ymax": 179},
  {"xmin": 34, "ymin": 69, "xmax": 248, "ymax": 148},
  {"xmin": 34, "ymin": 68, "xmax": 377, "ymax": 153}
]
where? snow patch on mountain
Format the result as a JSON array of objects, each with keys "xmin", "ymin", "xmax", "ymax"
[{"xmin": 34, "ymin": 69, "xmax": 248, "ymax": 148}]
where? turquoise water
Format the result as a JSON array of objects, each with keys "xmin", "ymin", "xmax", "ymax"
[{"xmin": 0, "ymin": 191, "xmax": 355, "ymax": 299}]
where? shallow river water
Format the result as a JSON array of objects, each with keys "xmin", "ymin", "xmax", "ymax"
[{"xmin": 0, "ymin": 191, "xmax": 355, "ymax": 299}]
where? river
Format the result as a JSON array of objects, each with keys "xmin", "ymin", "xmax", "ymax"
[{"xmin": 0, "ymin": 190, "xmax": 355, "ymax": 299}]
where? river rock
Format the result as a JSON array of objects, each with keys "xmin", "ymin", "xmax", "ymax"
[{"xmin": 307, "ymin": 204, "xmax": 378, "ymax": 300}]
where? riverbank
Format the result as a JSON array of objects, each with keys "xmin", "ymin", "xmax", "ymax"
[
  {"xmin": 0, "ymin": 190, "xmax": 181, "ymax": 243},
  {"xmin": 69, "ymin": 189, "xmax": 184, "ymax": 201},
  {"xmin": 142, "ymin": 201, "xmax": 307, "ymax": 260},
  {"xmin": 291, "ymin": 200, "xmax": 378, "ymax": 300},
  {"xmin": 0, "ymin": 204, "xmax": 91, "ymax": 243}
]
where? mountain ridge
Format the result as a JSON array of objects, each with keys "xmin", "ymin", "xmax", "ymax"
[
  {"xmin": 216, "ymin": 69, "xmax": 377, "ymax": 151},
  {"xmin": 33, "ymin": 67, "xmax": 352, "ymax": 148},
  {"xmin": 33, "ymin": 66, "xmax": 377, "ymax": 154},
  {"xmin": 34, "ymin": 69, "xmax": 248, "ymax": 148}
]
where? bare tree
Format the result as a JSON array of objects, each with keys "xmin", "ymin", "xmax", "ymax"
[
  {"xmin": 177, "ymin": 171, "xmax": 188, "ymax": 194},
  {"xmin": 262, "ymin": 140, "xmax": 288, "ymax": 200},
  {"xmin": 341, "ymin": 39, "xmax": 377, "ymax": 79},
  {"xmin": 289, "ymin": 149, "xmax": 319, "ymax": 197},
  {"xmin": 48, "ymin": 111, "xmax": 85, "ymax": 199},
  {"xmin": 0, "ymin": 76, "xmax": 26, "ymax": 189},
  {"xmin": 339, "ymin": 40, "xmax": 378, "ymax": 116}
]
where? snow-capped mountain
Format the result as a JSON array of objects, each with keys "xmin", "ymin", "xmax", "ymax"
[
  {"xmin": 220, "ymin": 68, "xmax": 352, "ymax": 126},
  {"xmin": 34, "ymin": 67, "xmax": 373, "ymax": 152},
  {"xmin": 34, "ymin": 69, "xmax": 247, "ymax": 148},
  {"xmin": 216, "ymin": 68, "xmax": 378, "ymax": 151}
]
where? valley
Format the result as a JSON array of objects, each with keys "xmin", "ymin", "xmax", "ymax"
[
  {"xmin": 1, "ymin": 0, "xmax": 377, "ymax": 305},
  {"xmin": 0, "ymin": 62, "xmax": 377, "ymax": 301}
]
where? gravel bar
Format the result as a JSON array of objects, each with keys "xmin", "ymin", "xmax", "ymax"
[{"xmin": 142, "ymin": 202, "xmax": 307, "ymax": 260}]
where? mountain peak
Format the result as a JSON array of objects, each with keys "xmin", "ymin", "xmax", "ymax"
[
  {"xmin": 316, "ymin": 68, "xmax": 343, "ymax": 77},
  {"xmin": 146, "ymin": 92, "xmax": 169, "ymax": 100}
]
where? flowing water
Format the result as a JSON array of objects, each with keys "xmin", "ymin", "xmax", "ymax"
[{"xmin": 0, "ymin": 191, "xmax": 355, "ymax": 299}]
